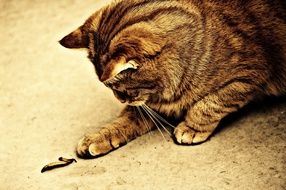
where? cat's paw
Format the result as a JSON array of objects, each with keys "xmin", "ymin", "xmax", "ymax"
[
  {"xmin": 77, "ymin": 133, "xmax": 115, "ymax": 158},
  {"xmin": 174, "ymin": 122, "xmax": 212, "ymax": 144}
]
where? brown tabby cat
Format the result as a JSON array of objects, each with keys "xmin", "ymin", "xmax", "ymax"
[{"xmin": 60, "ymin": 0, "xmax": 286, "ymax": 158}]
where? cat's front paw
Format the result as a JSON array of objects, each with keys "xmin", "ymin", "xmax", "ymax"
[
  {"xmin": 77, "ymin": 132, "xmax": 119, "ymax": 158},
  {"xmin": 174, "ymin": 122, "xmax": 212, "ymax": 144}
]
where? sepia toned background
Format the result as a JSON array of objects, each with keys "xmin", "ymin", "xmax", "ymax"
[{"xmin": 0, "ymin": 0, "xmax": 285, "ymax": 189}]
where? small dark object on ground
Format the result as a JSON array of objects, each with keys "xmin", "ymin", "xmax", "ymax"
[{"xmin": 41, "ymin": 157, "xmax": 77, "ymax": 173}]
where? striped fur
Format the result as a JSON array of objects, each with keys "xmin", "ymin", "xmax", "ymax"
[{"xmin": 60, "ymin": 0, "xmax": 286, "ymax": 158}]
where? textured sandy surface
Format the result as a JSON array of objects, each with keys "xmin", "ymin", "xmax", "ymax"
[{"xmin": 0, "ymin": 1, "xmax": 285, "ymax": 190}]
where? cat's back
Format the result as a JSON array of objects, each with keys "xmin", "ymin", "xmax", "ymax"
[
  {"xmin": 190, "ymin": 0, "xmax": 286, "ymax": 34},
  {"xmin": 188, "ymin": 0, "xmax": 286, "ymax": 94},
  {"xmin": 207, "ymin": 0, "xmax": 286, "ymax": 55}
]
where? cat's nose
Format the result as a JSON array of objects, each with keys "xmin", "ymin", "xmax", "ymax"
[
  {"xmin": 105, "ymin": 82, "xmax": 120, "ymax": 91},
  {"xmin": 113, "ymin": 89, "xmax": 127, "ymax": 103}
]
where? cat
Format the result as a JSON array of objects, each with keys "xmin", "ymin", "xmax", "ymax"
[{"xmin": 60, "ymin": 0, "xmax": 286, "ymax": 158}]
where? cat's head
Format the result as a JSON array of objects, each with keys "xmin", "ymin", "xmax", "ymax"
[{"xmin": 60, "ymin": 2, "xmax": 185, "ymax": 106}]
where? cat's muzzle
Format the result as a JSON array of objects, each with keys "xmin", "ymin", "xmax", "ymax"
[{"xmin": 112, "ymin": 89, "xmax": 145, "ymax": 106}]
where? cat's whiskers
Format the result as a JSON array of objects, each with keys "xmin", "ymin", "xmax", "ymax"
[
  {"xmin": 141, "ymin": 105, "xmax": 172, "ymax": 136},
  {"xmin": 140, "ymin": 106, "xmax": 167, "ymax": 141},
  {"xmin": 140, "ymin": 105, "xmax": 175, "ymax": 141},
  {"xmin": 136, "ymin": 106, "xmax": 152, "ymax": 137},
  {"xmin": 142, "ymin": 104, "xmax": 176, "ymax": 129}
]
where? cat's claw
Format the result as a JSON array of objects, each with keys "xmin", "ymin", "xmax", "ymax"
[
  {"xmin": 76, "ymin": 135, "xmax": 93, "ymax": 157},
  {"xmin": 88, "ymin": 143, "xmax": 109, "ymax": 157},
  {"xmin": 174, "ymin": 122, "xmax": 212, "ymax": 144},
  {"xmin": 77, "ymin": 134, "xmax": 113, "ymax": 158},
  {"xmin": 174, "ymin": 123, "xmax": 195, "ymax": 144}
]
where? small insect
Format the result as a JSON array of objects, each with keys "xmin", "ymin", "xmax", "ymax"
[{"xmin": 41, "ymin": 157, "xmax": 77, "ymax": 173}]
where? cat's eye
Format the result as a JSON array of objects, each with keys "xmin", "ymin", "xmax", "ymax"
[
  {"xmin": 114, "ymin": 60, "xmax": 138, "ymax": 79},
  {"xmin": 114, "ymin": 60, "xmax": 138, "ymax": 76},
  {"xmin": 102, "ymin": 59, "xmax": 139, "ymax": 83},
  {"xmin": 117, "ymin": 68, "xmax": 134, "ymax": 78}
]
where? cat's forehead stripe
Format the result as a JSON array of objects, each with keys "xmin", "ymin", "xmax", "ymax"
[{"xmin": 96, "ymin": 1, "xmax": 198, "ymax": 53}]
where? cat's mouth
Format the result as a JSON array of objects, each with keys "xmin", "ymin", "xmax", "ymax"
[{"xmin": 112, "ymin": 89, "xmax": 147, "ymax": 106}]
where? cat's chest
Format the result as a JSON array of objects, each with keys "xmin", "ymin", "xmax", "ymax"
[{"xmin": 148, "ymin": 98, "xmax": 190, "ymax": 118}]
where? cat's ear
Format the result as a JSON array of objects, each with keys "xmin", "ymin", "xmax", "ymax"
[
  {"xmin": 59, "ymin": 26, "xmax": 88, "ymax": 49},
  {"xmin": 101, "ymin": 59, "xmax": 138, "ymax": 82}
]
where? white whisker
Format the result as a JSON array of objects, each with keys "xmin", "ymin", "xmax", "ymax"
[
  {"xmin": 143, "ymin": 104, "xmax": 176, "ymax": 129},
  {"xmin": 136, "ymin": 106, "xmax": 152, "ymax": 137},
  {"xmin": 142, "ymin": 106, "xmax": 172, "ymax": 136},
  {"xmin": 141, "ymin": 106, "xmax": 167, "ymax": 141}
]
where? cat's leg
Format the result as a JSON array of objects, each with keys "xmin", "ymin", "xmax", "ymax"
[
  {"xmin": 174, "ymin": 82, "xmax": 257, "ymax": 144},
  {"xmin": 77, "ymin": 106, "xmax": 153, "ymax": 158}
]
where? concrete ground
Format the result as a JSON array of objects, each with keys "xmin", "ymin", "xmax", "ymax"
[{"xmin": 0, "ymin": 0, "xmax": 285, "ymax": 189}]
